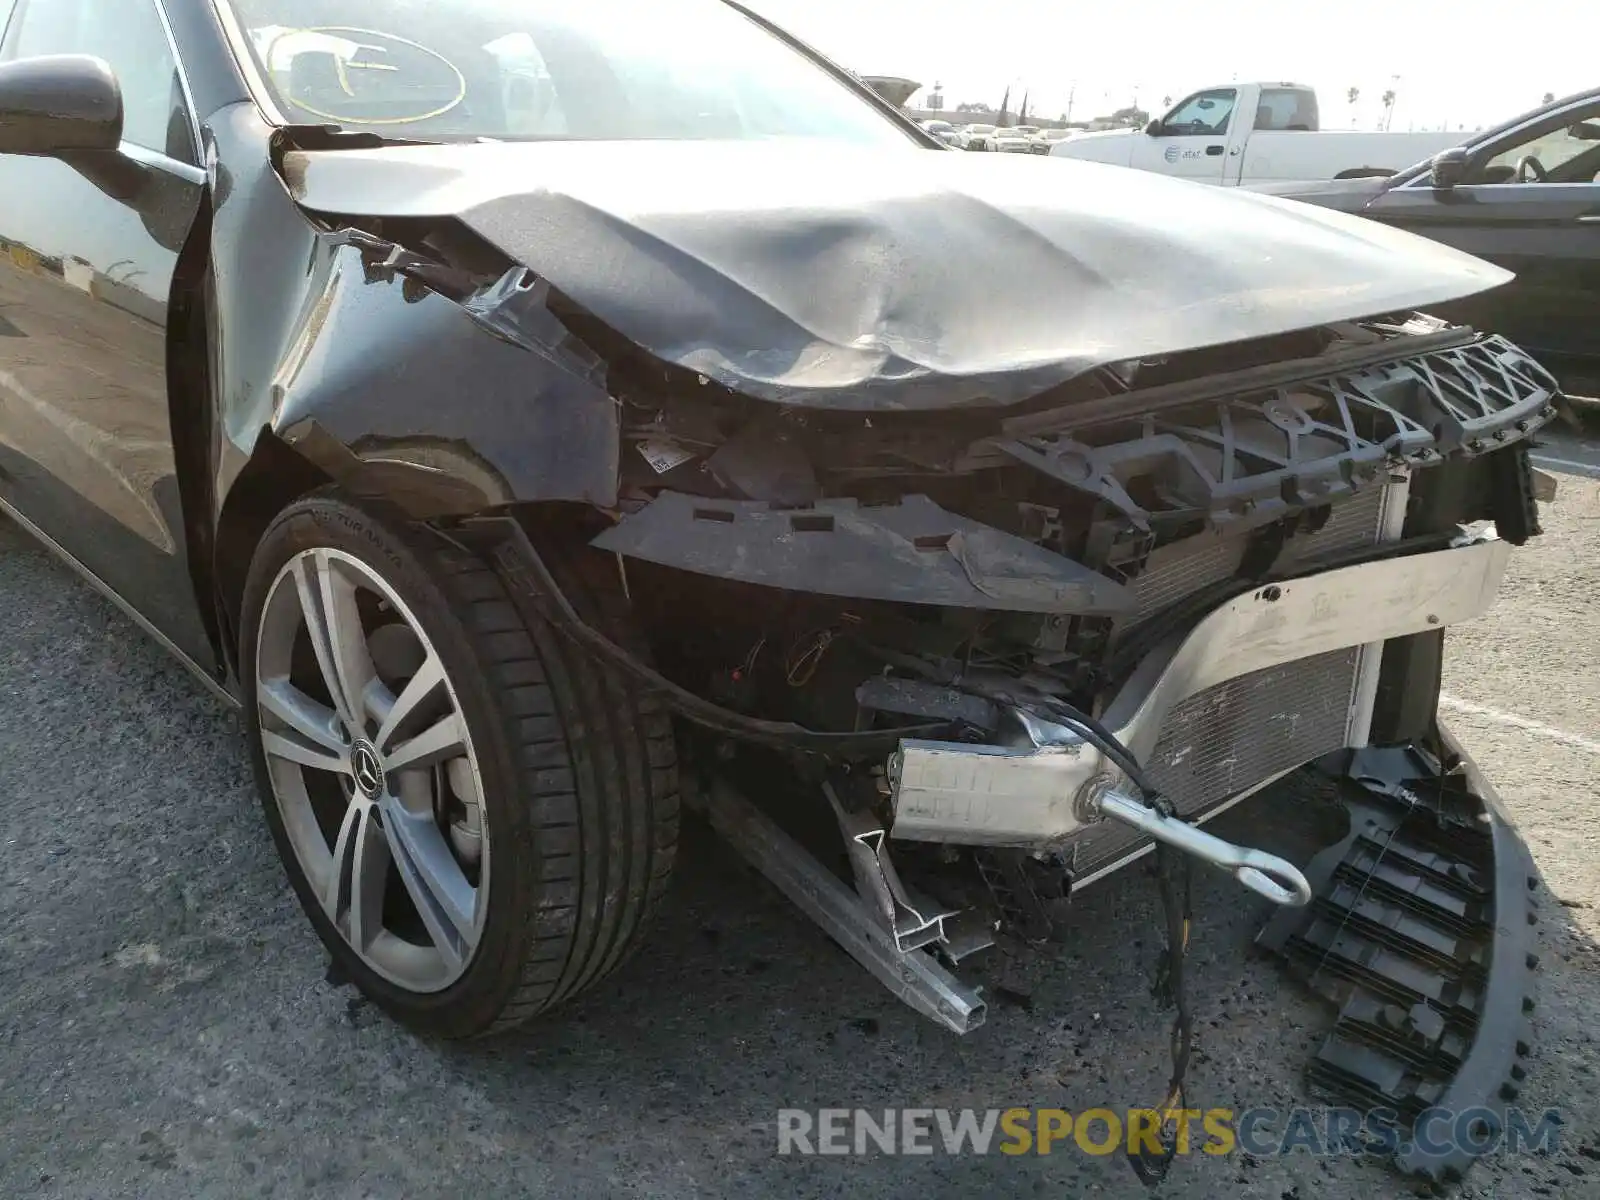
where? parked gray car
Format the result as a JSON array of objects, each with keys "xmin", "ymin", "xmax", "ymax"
[{"xmin": 1271, "ymin": 87, "xmax": 1600, "ymax": 375}]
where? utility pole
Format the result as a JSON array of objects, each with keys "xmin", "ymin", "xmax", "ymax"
[{"xmin": 1065, "ymin": 82, "xmax": 1075, "ymax": 124}]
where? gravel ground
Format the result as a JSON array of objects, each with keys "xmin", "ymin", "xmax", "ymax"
[{"xmin": 0, "ymin": 469, "xmax": 1596, "ymax": 1200}]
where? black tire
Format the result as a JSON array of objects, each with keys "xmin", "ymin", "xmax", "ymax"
[{"xmin": 240, "ymin": 489, "xmax": 678, "ymax": 1038}]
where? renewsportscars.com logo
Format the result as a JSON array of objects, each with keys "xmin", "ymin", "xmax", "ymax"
[{"xmin": 776, "ymin": 1106, "xmax": 1564, "ymax": 1159}]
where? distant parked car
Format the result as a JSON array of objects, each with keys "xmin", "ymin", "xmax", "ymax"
[
  {"xmin": 961, "ymin": 122, "xmax": 997, "ymax": 151},
  {"xmin": 1274, "ymin": 86, "xmax": 1600, "ymax": 371},
  {"xmin": 991, "ymin": 126, "xmax": 1036, "ymax": 154},
  {"xmin": 1014, "ymin": 125, "xmax": 1055, "ymax": 154},
  {"xmin": 919, "ymin": 119, "xmax": 963, "ymax": 149}
]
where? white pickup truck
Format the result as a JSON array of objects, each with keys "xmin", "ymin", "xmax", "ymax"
[{"xmin": 1051, "ymin": 82, "xmax": 1468, "ymax": 188}]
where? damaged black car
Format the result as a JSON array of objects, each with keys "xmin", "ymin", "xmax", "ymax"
[{"xmin": 0, "ymin": 0, "xmax": 1563, "ymax": 1182}]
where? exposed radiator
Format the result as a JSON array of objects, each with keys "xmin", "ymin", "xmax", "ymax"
[
  {"xmin": 1120, "ymin": 483, "xmax": 1389, "ymax": 629},
  {"xmin": 1069, "ymin": 481, "xmax": 1399, "ymax": 889},
  {"xmin": 1067, "ymin": 648, "xmax": 1362, "ymax": 885}
]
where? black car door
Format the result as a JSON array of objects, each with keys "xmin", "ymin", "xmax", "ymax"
[
  {"xmin": 0, "ymin": 0, "xmax": 214, "ymax": 669},
  {"xmin": 1360, "ymin": 99, "xmax": 1600, "ymax": 363}
]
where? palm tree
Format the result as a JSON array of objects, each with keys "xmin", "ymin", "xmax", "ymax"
[
  {"xmin": 1380, "ymin": 88, "xmax": 1397, "ymax": 131},
  {"xmin": 1346, "ymin": 86, "xmax": 1359, "ymax": 128}
]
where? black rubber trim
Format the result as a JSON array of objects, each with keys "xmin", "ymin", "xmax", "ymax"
[{"xmin": 1257, "ymin": 735, "xmax": 1538, "ymax": 1187}]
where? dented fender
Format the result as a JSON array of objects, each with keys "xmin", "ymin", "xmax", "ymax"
[
  {"xmin": 262, "ymin": 239, "xmax": 620, "ymax": 516},
  {"xmin": 204, "ymin": 104, "xmax": 620, "ymax": 538}
]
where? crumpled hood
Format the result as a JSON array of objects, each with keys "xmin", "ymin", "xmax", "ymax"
[{"xmin": 284, "ymin": 138, "xmax": 1511, "ymax": 410}]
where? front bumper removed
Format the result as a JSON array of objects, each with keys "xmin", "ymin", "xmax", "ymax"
[{"xmin": 697, "ymin": 534, "xmax": 1517, "ymax": 1035}]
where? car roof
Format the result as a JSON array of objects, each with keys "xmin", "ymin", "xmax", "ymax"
[
  {"xmin": 1465, "ymin": 86, "xmax": 1600, "ymax": 148},
  {"xmin": 1390, "ymin": 85, "xmax": 1600, "ymax": 183}
]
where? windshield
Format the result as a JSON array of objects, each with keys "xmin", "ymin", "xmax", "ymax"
[{"xmin": 223, "ymin": 0, "xmax": 916, "ymax": 145}]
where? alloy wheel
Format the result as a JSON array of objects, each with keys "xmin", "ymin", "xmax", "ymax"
[{"xmin": 254, "ymin": 548, "xmax": 491, "ymax": 992}]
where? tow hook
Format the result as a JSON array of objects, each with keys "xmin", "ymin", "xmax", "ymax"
[{"xmin": 1084, "ymin": 781, "xmax": 1313, "ymax": 907}]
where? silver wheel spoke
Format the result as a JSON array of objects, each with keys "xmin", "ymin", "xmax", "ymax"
[
  {"xmin": 373, "ymin": 652, "xmax": 447, "ymax": 755},
  {"xmin": 257, "ymin": 678, "xmax": 345, "ymax": 753},
  {"xmin": 362, "ymin": 676, "xmax": 397, "ymax": 732},
  {"xmin": 380, "ymin": 797, "xmax": 478, "ymax": 969},
  {"xmin": 326, "ymin": 799, "xmax": 389, "ymax": 952},
  {"xmin": 383, "ymin": 710, "xmax": 465, "ymax": 775},
  {"xmin": 261, "ymin": 728, "xmax": 349, "ymax": 775},
  {"xmin": 292, "ymin": 551, "xmax": 377, "ymax": 735}
]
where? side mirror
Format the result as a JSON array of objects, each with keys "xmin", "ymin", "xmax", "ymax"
[
  {"xmin": 1144, "ymin": 119, "xmax": 1162, "ymax": 136},
  {"xmin": 0, "ymin": 55, "xmax": 123, "ymax": 157},
  {"xmin": 1430, "ymin": 146, "xmax": 1469, "ymax": 190}
]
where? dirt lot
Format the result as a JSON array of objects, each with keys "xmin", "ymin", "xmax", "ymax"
[{"xmin": 0, "ymin": 463, "xmax": 1596, "ymax": 1200}]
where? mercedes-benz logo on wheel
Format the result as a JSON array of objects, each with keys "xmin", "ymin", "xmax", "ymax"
[{"xmin": 350, "ymin": 741, "xmax": 385, "ymax": 799}]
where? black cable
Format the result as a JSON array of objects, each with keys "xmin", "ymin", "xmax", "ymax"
[
  {"xmin": 1008, "ymin": 694, "xmax": 1196, "ymax": 1188},
  {"xmin": 1031, "ymin": 697, "xmax": 1159, "ymax": 796},
  {"xmin": 437, "ymin": 517, "xmax": 943, "ymax": 755},
  {"xmin": 859, "ymin": 642, "xmax": 1160, "ymax": 794},
  {"xmin": 1128, "ymin": 833, "xmax": 1196, "ymax": 1187}
]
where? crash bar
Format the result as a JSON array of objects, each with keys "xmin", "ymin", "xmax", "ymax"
[{"xmin": 889, "ymin": 535, "xmax": 1512, "ymax": 849}]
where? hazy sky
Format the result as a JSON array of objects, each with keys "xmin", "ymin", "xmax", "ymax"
[{"xmin": 743, "ymin": 0, "xmax": 1593, "ymax": 130}]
